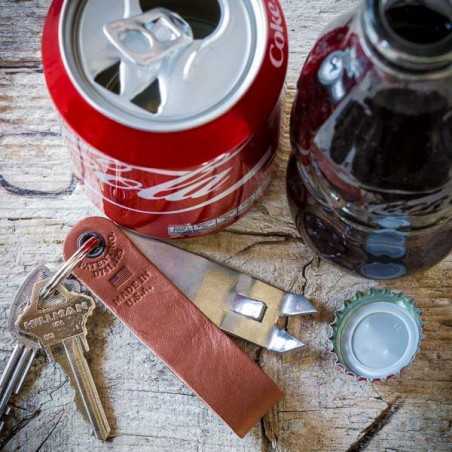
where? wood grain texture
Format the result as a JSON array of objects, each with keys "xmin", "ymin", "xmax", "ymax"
[{"xmin": 0, "ymin": 0, "xmax": 451, "ymax": 451}]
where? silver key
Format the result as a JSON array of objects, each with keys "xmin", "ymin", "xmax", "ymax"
[
  {"xmin": 0, "ymin": 267, "xmax": 81, "ymax": 432},
  {"xmin": 17, "ymin": 279, "xmax": 110, "ymax": 441}
]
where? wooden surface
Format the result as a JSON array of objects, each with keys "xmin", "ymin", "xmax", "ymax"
[{"xmin": 0, "ymin": 0, "xmax": 451, "ymax": 451}]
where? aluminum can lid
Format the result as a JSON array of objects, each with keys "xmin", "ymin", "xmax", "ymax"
[
  {"xmin": 329, "ymin": 288, "xmax": 423, "ymax": 382},
  {"xmin": 59, "ymin": 0, "xmax": 268, "ymax": 132}
]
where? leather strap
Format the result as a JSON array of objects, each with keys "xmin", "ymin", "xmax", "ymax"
[{"xmin": 63, "ymin": 217, "xmax": 283, "ymax": 437}]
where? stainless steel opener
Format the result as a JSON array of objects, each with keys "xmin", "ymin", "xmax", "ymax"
[{"xmin": 124, "ymin": 231, "xmax": 316, "ymax": 353}]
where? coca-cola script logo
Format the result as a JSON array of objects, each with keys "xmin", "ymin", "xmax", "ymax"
[
  {"xmin": 268, "ymin": 1, "xmax": 286, "ymax": 68},
  {"xmin": 64, "ymin": 127, "xmax": 272, "ymax": 215}
]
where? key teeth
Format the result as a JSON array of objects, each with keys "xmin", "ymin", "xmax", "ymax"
[
  {"xmin": 267, "ymin": 327, "xmax": 305, "ymax": 353},
  {"xmin": 280, "ymin": 293, "xmax": 317, "ymax": 316}
]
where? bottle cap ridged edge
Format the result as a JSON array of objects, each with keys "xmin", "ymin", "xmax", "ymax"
[{"xmin": 328, "ymin": 288, "xmax": 424, "ymax": 382}]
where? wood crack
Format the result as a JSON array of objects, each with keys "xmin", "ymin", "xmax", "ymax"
[
  {"xmin": 48, "ymin": 379, "xmax": 69, "ymax": 401},
  {"xmin": 301, "ymin": 257, "xmax": 316, "ymax": 295},
  {"xmin": 257, "ymin": 347, "xmax": 280, "ymax": 452},
  {"xmin": 225, "ymin": 237, "xmax": 302, "ymax": 263},
  {"xmin": 6, "ymin": 403, "xmax": 33, "ymax": 413},
  {"xmin": 35, "ymin": 408, "xmax": 65, "ymax": 452},
  {"xmin": 279, "ymin": 407, "xmax": 357, "ymax": 413},
  {"xmin": 119, "ymin": 388, "xmax": 195, "ymax": 398},
  {"xmin": 110, "ymin": 432, "xmax": 193, "ymax": 443},
  {"xmin": 1, "ymin": 131, "xmax": 61, "ymax": 138},
  {"xmin": 0, "ymin": 63, "xmax": 42, "ymax": 71},
  {"xmin": 261, "ymin": 415, "xmax": 279, "ymax": 452},
  {"xmin": 346, "ymin": 397, "xmax": 404, "ymax": 452},
  {"xmin": 0, "ymin": 407, "xmax": 42, "ymax": 450},
  {"xmin": 225, "ymin": 229, "xmax": 298, "ymax": 240}
]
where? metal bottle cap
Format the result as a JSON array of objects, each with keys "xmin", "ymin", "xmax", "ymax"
[
  {"xmin": 59, "ymin": 0, "xmax": 268, "ymax": 131},
  {"xmin": 329, "ymin": 288, "xmax": 423, "ymax": 382}
]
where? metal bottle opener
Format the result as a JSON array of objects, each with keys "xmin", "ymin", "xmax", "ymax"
[{"xmin": 124, "ymin": 231, "xmax": 317, "ymax": 353}]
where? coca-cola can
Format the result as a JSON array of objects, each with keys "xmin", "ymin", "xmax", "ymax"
[{"xmin": 42, "ymin": 0, "xmax": 288, "ymax": 238}]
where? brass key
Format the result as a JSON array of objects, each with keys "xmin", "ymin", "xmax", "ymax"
[
  {"xmin": 17, "ymin": 279, "xmax": 110, "ymax": 441},
  {"xmin": 0, "ymin": 266, "xmax": 81, "ymax": 433}
]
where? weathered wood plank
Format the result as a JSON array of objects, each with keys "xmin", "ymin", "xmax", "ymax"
[{"xmin": 0, "ymin": 0, "xmax": 451, "ymax": 451}]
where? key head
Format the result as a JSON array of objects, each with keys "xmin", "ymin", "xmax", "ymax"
[
  {"xmin": 8, "ymin": 266, "xmax": 83, "ymax": 340},
  {"xmin": 17, "ymin": 279, "xmax": 95, "ymax": 349},
  {"xmin": 8, "ymin": 266, "xmax": 51, "ymax": 338}
]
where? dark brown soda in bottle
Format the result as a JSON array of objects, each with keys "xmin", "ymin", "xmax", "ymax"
[{"xmin": 287, "ymin": 0, "xmax": 452, "ymax": 279}]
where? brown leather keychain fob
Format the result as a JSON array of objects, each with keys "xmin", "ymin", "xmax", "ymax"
[{"xmin": 63, "ymin": 217, "xmax": 283, "ymax": 437}]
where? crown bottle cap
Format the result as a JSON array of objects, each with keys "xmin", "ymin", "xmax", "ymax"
[{"xmin": 329, "ymin": 288, "xmax": 423, "ymax": 382}]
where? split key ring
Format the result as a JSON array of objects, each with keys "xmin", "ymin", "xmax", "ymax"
[{"xmin": 39, "ymin": 234, "xmax": 101, "ymax": 300}]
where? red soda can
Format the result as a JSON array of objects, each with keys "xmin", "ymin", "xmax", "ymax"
[{"xmin": 42, "ymin": 0, "xmax": 288, "ymax": 238}]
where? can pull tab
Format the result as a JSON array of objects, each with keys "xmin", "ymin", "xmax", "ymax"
[
  {"xmin": 103, "ymin": 8, "xmax": 193, "ymax": 67},
  {"xmin": 99, "ymin": 7, "xmax": 194, "ymax": 111}
]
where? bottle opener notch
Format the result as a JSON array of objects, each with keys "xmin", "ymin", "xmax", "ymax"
[
  {"xmin": 232, "ymin": 295, "xmax": 267, "ymax": 322},
  {"xmin": 122, "ymin": 230, "xmax": 317, "ymax": 353}
]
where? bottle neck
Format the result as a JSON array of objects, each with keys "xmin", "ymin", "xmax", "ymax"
[{"xmin": 362, "ymin": 0, "xmax": 452, "ymax": 72}]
